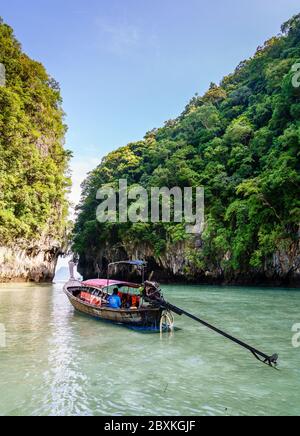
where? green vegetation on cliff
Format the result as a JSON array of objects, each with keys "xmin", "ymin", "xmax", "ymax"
[
  {"xmin": 0, "ymin": 18, "xmax": 71, "ymax": 246},
  {"xmin": 74, "ymin": 15, "xmax": 300, "ymax": 282}
]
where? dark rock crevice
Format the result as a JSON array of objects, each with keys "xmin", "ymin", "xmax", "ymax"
[{"xmin": 77, "ymin": 239, "xmax": 300, "ymax": 287}]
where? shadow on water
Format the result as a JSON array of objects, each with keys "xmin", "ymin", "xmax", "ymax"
[{"xmin": 72, "ymin": 309, "xmax": 182, "ymax": 334}]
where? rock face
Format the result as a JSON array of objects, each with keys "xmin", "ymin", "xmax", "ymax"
[
  {"xmin": 0, "ymin": 238, "xmax": 63, "ymax": 283},
  {"xmin": 0, "ymin": 20, "xmax": 70, "ymax": 283},
  {"xmin": 78, "ymin": 238, "xmax": 300, "ymax": 287},
  {"xmin": 264, "ymin": 244, "xmax": 300, "ymax": 287},
  {"xmin": 77, "ymin": 242, "xmax": 186, "ymax": 283}
]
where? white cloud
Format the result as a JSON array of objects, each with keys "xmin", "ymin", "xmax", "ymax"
[
  {"xmin": 101, "ymin": 22, "xmax": 140, "ymax": 55},
  {"xmin": 95, "ymin": 15, "xmax": 145, "ymax": 56}
]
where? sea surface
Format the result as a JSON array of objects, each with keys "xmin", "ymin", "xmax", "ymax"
[{"xmin": 0, "ymin": 282, "xmax": 299, "ymax": 416}]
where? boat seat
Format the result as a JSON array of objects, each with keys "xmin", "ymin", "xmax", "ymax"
[
  {"xmin": 90, "ymin": 296, "xmax": 102, "ymax": 307},
  {"xmin": 80, "ymin": 291, "xmax": 92, "ymax": 303},
  {"xmin": 131, "ymin": 295, "xmax": 140, "ymax": 308}
]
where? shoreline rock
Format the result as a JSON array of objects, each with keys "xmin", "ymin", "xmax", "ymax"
[{"xmin": 0, "ymin": 239, "xmax": 64, "ymax": 284}]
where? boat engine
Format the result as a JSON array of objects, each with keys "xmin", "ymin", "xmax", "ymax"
[
  {"xmin": 142, "ymin": 281, "xmax": 163, "ymax": 303},
  {"xmin": 142, "ymin": 281, "xmax": 184, "ymax": 316},
  {"xmin": 142, "ymin": 281, "xmax": 175, "ymax": 332}
]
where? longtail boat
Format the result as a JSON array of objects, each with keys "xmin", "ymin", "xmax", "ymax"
[
  {"xmin": 63, "ymin": 261, "xmax": 172, "ymax": 330},
  {"xmin": 64, "ymin": 259, "xmax": 278, "ymax": 367}
]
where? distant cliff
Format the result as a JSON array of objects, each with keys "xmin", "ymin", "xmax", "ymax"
[
  {"xmin": 74, "ymin": 14, "xmax": 300, "ymax": 287},
  {"xmin": 0, "ymin": 18, "xmax": 70, "ymax": 282}
]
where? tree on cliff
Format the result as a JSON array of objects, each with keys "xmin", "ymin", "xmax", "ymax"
[
  {"xmin": 73, "ymin": 14, "xmax": 300, "ymax": 284},
  {"xmin": 0, "ymin": 18, "xmax": 71, "ymax": 247}
]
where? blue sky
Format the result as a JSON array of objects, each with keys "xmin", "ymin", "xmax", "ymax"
[{"xmin": 1, "ymin": 0, "xmax": 300, "ymax": 205}]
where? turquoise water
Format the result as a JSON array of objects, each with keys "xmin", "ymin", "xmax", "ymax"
[{"xmin": 0, "ymin": 283, "xmax": 299, "ymax": 416}]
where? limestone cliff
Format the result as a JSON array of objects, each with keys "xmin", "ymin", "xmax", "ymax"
[
  {"xmin": 0, "ymin": 239, "xmax": 62, "ymax": 283},
  {"xmin": 77, "ymin": 238, "xmax": 300, "ymax": 287},
  {"xmin": 74, "ymin": 15, "xmax": 300, "ymax": 288},
  {"xmin": 0, "ymin": 18, "xmax": 70, "ymax": 283}
]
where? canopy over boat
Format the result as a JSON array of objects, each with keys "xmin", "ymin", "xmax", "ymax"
[
  {"xmin": 82, "ymin": 260, "xmax": 147, "ymax": 289},
  {"xmin": 82, "ymin": 279, "xmax": 140, "ymax": 289},
  {"xmin": 108, "ymin": 260, "xmax": 147, "ymax": 267},
  {"xmin": 107, "ymin": 260, "xmax": 147, "ymax": 283}
]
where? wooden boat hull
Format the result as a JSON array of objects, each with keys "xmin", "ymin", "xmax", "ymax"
[{"xmin": 64, "ymin": 287, "xmax": 163, "ymax": 329}]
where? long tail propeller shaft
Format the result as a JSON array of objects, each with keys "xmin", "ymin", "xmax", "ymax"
[
  {"xmin": 164, "ymin": 301, "xmax": 278, "ymax": 368},
  {"xmin": 145, "ymin": 289, "xmax": 278, "ymax": 368}
]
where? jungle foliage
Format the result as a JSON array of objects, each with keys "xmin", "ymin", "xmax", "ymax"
[
  {"xmin": 0, "ymin": 18, "xmax": 71, "ymax": 245},
  {"xmin": 74, "ymin": 15, "xmax": 300, "ymax": 278}
]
